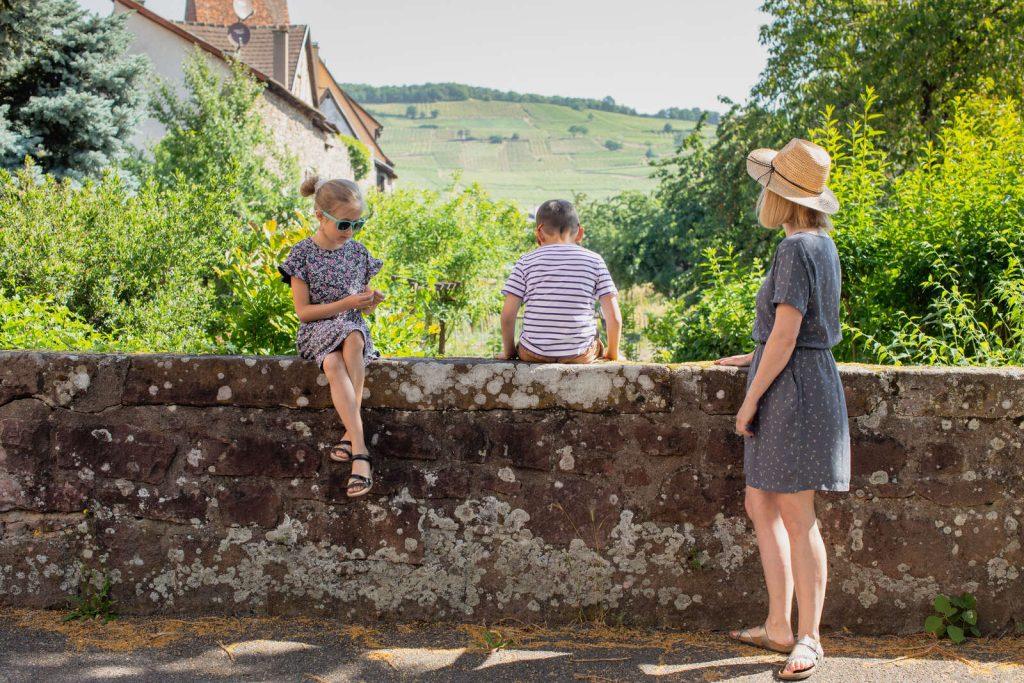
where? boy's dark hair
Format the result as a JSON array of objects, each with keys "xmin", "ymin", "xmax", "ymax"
[{"xmin": 536, "ymin": 199, "xmax": 580, "ymax": 235}]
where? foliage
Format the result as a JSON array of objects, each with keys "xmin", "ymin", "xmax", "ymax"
[
  {"xmin": 0, "ymin": 0, "xmax": 149, "ymax": 178},
  {"xmin": 816, "ymin": 89, "xmax": 1024, "ymax": 365},
  {"xmin": 924, "ymin": 593, "xmax": 980, "ymax": 644},
  {"xmin": 148, "ymin": 51, "xmax": 302, "ymax": 226},
  {"xmin": 0, "ymin": 291, "xmax": 131, "ymax": 352},
  {"xmin": 340, "ymin": 134, "xmax": 371, "ymax": 181},
  {"xmin": 756, "ymin": 0, "xmax": 1024, "ymax": 161},
  {"xmin": 657, "ymin": 106, "xmax": 721, "ymax": 124},
  {"xmin": 343, "ymin": 82, "xmax": 643, "ymax": 116},
  {"xmin": 603, "ymin": 139, "xmax": 623, "ymax": 151},
  {"xmin": 64, "ymin": 569, "xmax": 117, "ymax": 623},
  {"xmin": 0, "ymin": 161, "xmax": 232, "ymax": 353},
  {"xmin": 579, "ymin": 191, "xmax": 681, "ymax": 294},
  {"xmin": 360, "ymin": 182, "xmax": 525, "ymax": 355},
  {"xmin": 646, "ymin": 247, "xmax": 763, "ymax": 362},
  {"xmin": 213, "ymin": 218, "xmax": 307, "ymax": 355}
]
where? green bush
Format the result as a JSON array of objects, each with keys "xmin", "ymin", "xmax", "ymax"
[
  {"xmin": 646, "ymin": 246, "xmax": 763, "ymax": 362},
  {"xmin": 361, "ymin": 181, "xmax": 525, "ymax": 355},
  {"xmin": 815, "ymin": 87, "xmax": 1024, "ymax": 365},
  {"xmin": 340, "ymin": 135, "xmax": 371, "ymax": 181},
  {"xmin": 0, "ymin": 162, "xmax": 233, "ymax": 352}
]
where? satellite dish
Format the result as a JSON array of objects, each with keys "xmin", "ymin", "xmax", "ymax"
[
  {"xmin": 233, "ymin": 0, "xmax": 254, "ymax": 21},
  {"xmin": 228, "ymin": 22, "xmax": 251, "ymax": 48}
]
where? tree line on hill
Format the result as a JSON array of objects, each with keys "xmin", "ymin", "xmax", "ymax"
[{"xmin": 342, "ymin": 82, "xmax": 720, "ymax": 121}]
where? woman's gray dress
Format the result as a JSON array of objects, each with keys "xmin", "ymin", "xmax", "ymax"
[{"xmin": 745, "ymin": 232, "xmax": 850, "ymax": 493}]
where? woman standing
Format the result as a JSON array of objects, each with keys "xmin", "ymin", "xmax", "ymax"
[{"xmin": 716, "ymin": 139, "xmax": 850, "ymax": 680}]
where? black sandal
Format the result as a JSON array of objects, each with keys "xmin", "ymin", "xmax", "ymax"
[
  {"xmin": 346, "ymin": 454, "xmax": 373, "ymax": 498},
  {"xmin": 330, "ymin": 440, "xmax": 352, "ymax": 463}
]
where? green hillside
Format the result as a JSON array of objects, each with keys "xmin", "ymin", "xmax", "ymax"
[{"xmin": 369, "ymin": 100, "xmax": 715, "ymax": 209}]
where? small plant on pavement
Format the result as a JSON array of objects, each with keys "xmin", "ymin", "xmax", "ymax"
[
  {"xmin": 924, "ymin": 593, "xmax": 979, "ymax": 644},
  {"xmin": 64, "ymin": 569, "xmax": 117, "ymax": 623}
]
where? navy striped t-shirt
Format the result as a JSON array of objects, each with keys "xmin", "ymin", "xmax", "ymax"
[{"xmin": 501, "ymin": 244, "xmax": 618, "ymax": 357}]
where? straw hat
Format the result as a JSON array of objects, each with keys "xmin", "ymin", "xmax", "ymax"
[{"xmin": 746, "ymin": 138, "xmax": 839, "ymax": 214}]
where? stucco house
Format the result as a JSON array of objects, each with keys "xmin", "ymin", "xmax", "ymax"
[{"xmin": 112, "ymin": 0, "xmax": 396, "ymax": 192}]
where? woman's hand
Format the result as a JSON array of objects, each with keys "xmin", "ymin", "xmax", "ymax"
[
  {"xmin": 715, "ymin": 352, "xmax": 754, "ymax": 367},
  {"xmin": 735, "ymin": 398, "xmax": 757, "ymax": 437}
]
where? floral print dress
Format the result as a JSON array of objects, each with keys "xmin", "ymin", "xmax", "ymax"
[{"xmin": 278, "ymin": 238, "xmax": 383, "ymax": 368}]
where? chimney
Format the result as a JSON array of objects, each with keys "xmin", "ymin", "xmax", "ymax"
[
  {"xmin": 309, "ymin": 41, "xmax": 321, "ymax": 103},
  {"xmin": 273, "ymin": 27, "xmax": 289, "ymax": 87}
]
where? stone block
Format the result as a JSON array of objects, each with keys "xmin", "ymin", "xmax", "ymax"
[{"xmin": 893, "ymin": 366, "xmax": 1024, "ymax": 418}]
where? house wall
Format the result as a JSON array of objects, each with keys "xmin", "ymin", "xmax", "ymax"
[
  {"xmin": 117, "ymin": 5, "xmax": 351, "ymax": 181},
  {"xmin": 1, "ymin": 352, "xmax": 1022, "ymax": 634}
]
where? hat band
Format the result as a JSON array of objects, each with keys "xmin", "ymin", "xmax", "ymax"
[{"xmin": 749, "ymin": 156, "xmax": 824, "ymax": 196}]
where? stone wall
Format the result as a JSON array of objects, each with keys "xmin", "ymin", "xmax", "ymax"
[{"xmin": 1, "ymin": 352, "xmax": 1021, "ymax": 634}]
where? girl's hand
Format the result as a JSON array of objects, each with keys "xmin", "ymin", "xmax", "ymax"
[
  {"xmin": 735, "ymin": 398, "xmax": 757, "ymax": 437},
  {"xmin": 494, "ymin": 351, "xmax": 512, "ymax": 360},
  {"xmin": 603, "ymin": 348, "xmax": 619, "ymax": 361},
  {"xmin": 342, "ymin": 291, "xmax": 377, "ymax": 310},
  {"xmin": 715, "ymin": 352, "xmax": 754, "ymax": 367}
]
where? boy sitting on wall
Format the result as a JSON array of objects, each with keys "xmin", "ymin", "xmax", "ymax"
[{"xmin": 496, "ymin": 199, "xmax": 622, "ymax": 363}]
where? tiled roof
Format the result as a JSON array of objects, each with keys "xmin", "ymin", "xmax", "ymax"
[
  {"xmin": 114, "ymin": 0, "xmax": 334, "ymax": 134},
  {"xmin": 174, "ymin": 22, "xmax": 307, "ymax": 93},
  {"xmin": 313, "ymin": 56, "xmax": 394, "ymax": 172},
  {"xmin": 185, "ymin": 0, "xmax": 289, "ymax": 25}
]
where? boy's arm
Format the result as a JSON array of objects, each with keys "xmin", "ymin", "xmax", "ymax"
[
  {"xmin": 599, "ymin": 293, "xmax": 622, "ymax": 361},
  {"xmin": 496, "ymin": 294, "xmax": 522, "ymax": 360}
]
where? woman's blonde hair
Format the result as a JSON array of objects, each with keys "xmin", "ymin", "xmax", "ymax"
[
  {"xmin": 757, "ymin": 188, "xmax": 832, "ymax": 231},
  {"xmin": 300, "ymin": 175, "xmax": 363, "ymax": 214}
]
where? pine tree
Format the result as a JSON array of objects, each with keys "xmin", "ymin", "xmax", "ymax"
[{"xmin": 0, "ymin": 0, "xmax": 149, "ymax": 177}]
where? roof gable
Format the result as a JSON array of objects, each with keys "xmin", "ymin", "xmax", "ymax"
[{"xmin": 174, "ymin": 22, "xmax": 308, "ymax": 95}]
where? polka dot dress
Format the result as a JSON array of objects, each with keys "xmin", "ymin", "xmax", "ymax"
[{"xmin": 745, "ymin": 232, "xmax": 851, "ymax": 493}]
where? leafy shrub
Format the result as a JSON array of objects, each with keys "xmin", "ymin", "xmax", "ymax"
[
  {"xmin": 213, "ymin": 218, "xmax": 307, "ymax": 355},
  {"xmin": 604, "ymin": 139, "xmax": 623, "ymax": 151},
  {"xmin": 815, "ymin": 87, "xmax": 1024, "ymax": 365},
  {"xmin": 148, "ymin": 51, "xmax": 303, "ymax": 226},
  {"xmin": 0, "ymin": 291, "xmax": 127, "ymax": 352},
  {"xmin": 646, "ymin": 246, "xmax": 762, "ymax": 362},
  {"xmin": 924, "ymin": 593, "xmax": 980, "ymax": 644},
  {"xmin": 361, "ymin": 182, "xmax": 524, "ymax": 355},
  {"xmin": 340, "ymin": 134, "xmax": 371, "ymax": 181},
  {"xmin": 0, "ymin": 162, "xmax": 232, "ymax": 353}
]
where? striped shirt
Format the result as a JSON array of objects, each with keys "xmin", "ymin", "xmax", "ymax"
[{"xmin": 501, "ymin": 244, "xmax": 618, "ymax": 357}]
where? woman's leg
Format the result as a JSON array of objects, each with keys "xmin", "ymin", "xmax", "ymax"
[
  {"xmin": 778, "ymin": 490, "xmax": 827, "ymax": 673},
  {"xmin": 738, "ymin": 486, "xmax": 795, "ymax": 645}
]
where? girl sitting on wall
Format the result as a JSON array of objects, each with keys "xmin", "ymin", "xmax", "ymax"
[{"xmin": 279, "ymin": 176, "xmax": 385, "ymax": 498}]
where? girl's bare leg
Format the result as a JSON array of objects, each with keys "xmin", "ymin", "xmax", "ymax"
[
  {"xmin": 738, "ymin": 485, "xmax": 796, "ymax": 646},
  {"xmin": 340, "ymin": 333, "xmax": 370, "ymax": 483},
  {"xmin": 778, "ymin": 490, "xmax": 827, "ymax": 674},
  {"xmin": 322, "ymin": 348, "xmax": 365, "ymax": 471}
]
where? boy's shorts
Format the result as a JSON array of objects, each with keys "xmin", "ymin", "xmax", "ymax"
[{"xmin": 516, "ymin": 338, "xmax": 604, "ymax": 364}]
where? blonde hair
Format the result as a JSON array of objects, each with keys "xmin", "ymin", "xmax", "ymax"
[
  {"xmin": 757, "ymin": 188, "xmax": 832, "ymax": 231},
  {"xmin": 300, "ymin": 175, "xmax": 363, "ymax": 214}
]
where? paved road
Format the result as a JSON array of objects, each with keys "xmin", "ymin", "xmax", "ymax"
[{"xmin": 0, "ymin": 610, "xmax": 1021, "ymax": 681}]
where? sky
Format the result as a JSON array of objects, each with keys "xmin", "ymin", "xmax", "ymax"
[{"xmin": 77, "ymin": 0, "xmax": 769, "ymax": 114}]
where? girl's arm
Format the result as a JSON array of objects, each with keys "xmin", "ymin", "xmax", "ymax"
[
  {"xmin": 735, "ymin": 303, "xmax": 802, "ymax": 436},
  {"xmin": 599, "ymin": 293, "xmax": 622, "ymax": 360},
  {"xmin": 496, "ymin": 294, "xmax": 522, "ymax": 359},
  {"xmin": 290, "ymin": 278, "xmax": 376, "ymax": 323}
]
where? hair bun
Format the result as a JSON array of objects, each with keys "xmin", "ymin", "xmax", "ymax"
[{"xmin": 300, "ymin": 175, "xmax": 320, "ymax": 197}]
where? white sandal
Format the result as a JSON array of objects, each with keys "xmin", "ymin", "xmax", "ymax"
[{"xmin": 778, "ymin": 635, "xmax": 823, "ymax": 680}]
